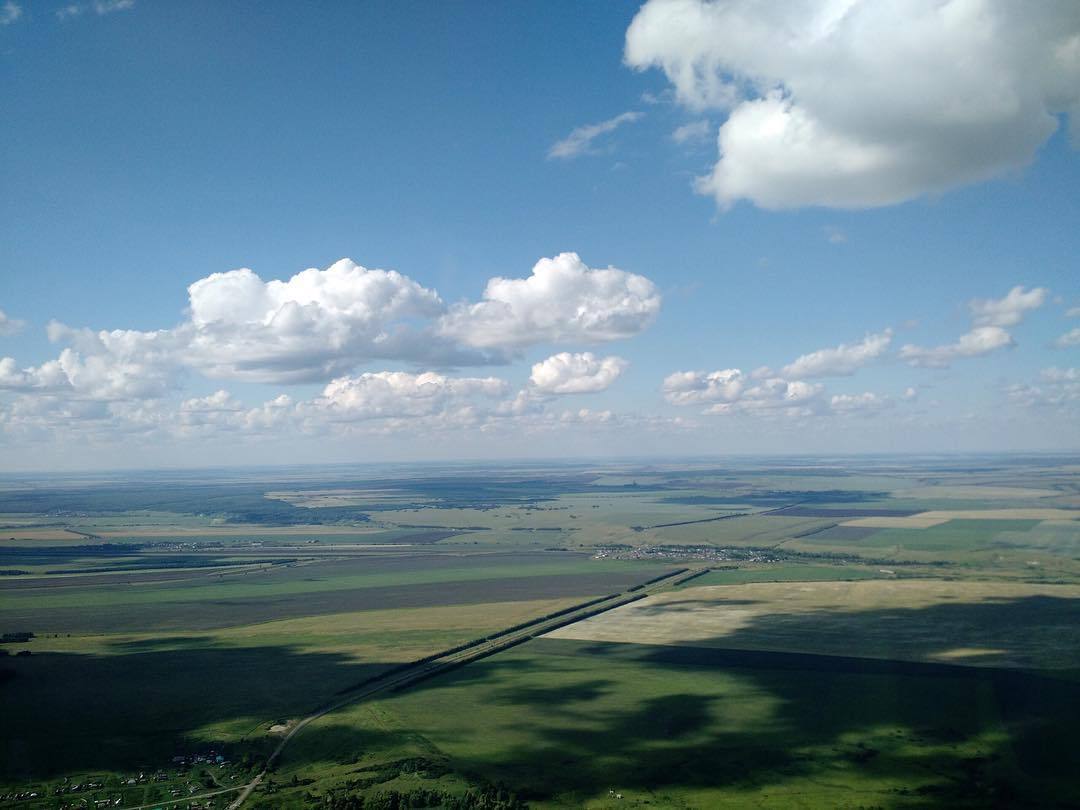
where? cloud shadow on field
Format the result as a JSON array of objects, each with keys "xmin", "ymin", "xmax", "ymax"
[
  {"xmin": 2, "ymin": 595, "xmax": 1079, "ymax": 808},
  {"xmin": 354, "ymin": 594, "xmax": 1080, "ymax": 807}
]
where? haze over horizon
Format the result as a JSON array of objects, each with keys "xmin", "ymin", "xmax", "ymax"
[{"xmin": 2, "ymin": 0, "xmax": 1079, "ymax": 470}]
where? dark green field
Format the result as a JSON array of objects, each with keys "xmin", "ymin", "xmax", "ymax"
[{"xmin": 264, "ymin": 637, "xmax": 1080, "ymax": 809}]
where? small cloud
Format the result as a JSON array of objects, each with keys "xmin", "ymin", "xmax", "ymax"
[
  {"xmin": 548, "ymin": 111, "xmax": 643, "ymax": 160},
  {"xmin": 640, "ymin": 89, "xmax": 672, "ymax": 105},
  {"xmin": 781, "ymin": 330, "xmax": 892, "ymax": 379},
  {"xmin": 901, "ymin": 325, "xmax": 1014, "ymax": 368},
  {"xmin": 529, "ymin": 352, "xmax": 628, "ymax": 395},
  {"xmin": 824, "ymin": 225, "xmax": 847, "ymax": 244},
  {"xmin": 1054, "ymin": 327, "xmax": 1080, "ymax": 348},
  {"xmin": 0, "ymin": 1, "xmax": 22, "ymax": 25},
  {"xmin": 1066, "ymin": 306, "xmax": 1080, "ymax": 318},
  {"xmin": 671, "ymin": 120, "xmax": 711, "ymax": 144},
  {"xmin": 56, "ymin": 4, "xmax": 83, "ymax": 20},
  {"xmin": 0, "ymin": 308, "xmax": 25, "ymax": 336},
  {"xmin": 58, "ymin": 0, "xmax": 133, "ymax": 19},
  {"xmin": 94, "ymin": 0, "xmax": 134, "ymax": 13},
  {"xmin": 969, "ymin": 285, "xmax": 1047, "ymax": 328}
]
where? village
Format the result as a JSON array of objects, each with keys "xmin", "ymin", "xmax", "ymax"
[{"xmin": 0, "ymin": 749, "xmax": 247, "ymax": 809}]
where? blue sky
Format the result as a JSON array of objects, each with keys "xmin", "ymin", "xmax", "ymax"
[{"xmin": 1, "ymin": 0, "xmax": 1078, "ymax": 469}]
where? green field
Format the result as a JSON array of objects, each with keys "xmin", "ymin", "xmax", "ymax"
[
  {"xmin": 266, "ymin": 636, "xmax": 1080, "ymax": 808},
  {"xmin": 2, "ymin": 456, "xmax": 1079, "ymax": 808}
]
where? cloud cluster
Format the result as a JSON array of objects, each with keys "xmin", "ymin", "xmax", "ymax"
[
  {"xmin": 528, "ymin": 352, "xmax": 627, "ymax": 394},
  {"xmin": 0, "ymin": 254, "xmax": 660, "ymax": 402},
  {"xmin": 57, "ymin": 0, "xmax": 133, "ymax": 20},
  {"xmin": 310, "ymin": 371, "xmax": 507, "ymax": 422},
  {"xmin": 662, "ymin": 368, "xmax": 823, "ymax": 416},
  {"xmin": 0, "ymin": 327, "xmax": 177, "ymax": 400},
  {"xmin": 901, "ymin": 286, "xmax": 1045, "ymax": 368},
  {"xmin": 1007, "ymin": 367, "xmax": 1080, "ymax": 411},
  {"xmin": 625, "ymin": 0, "xmax": 1080, "ymax": 209},
  {"xmin": 548, "ymin": 112, "xmax": 643, "ymax": 159}
]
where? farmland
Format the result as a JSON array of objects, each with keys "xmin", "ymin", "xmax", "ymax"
[{"xmin": 2, "ymin": 455, "xmax": 1079, "ymax": 808}]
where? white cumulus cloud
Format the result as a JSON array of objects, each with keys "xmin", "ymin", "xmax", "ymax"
[
  {"xmin": 310, "ymin": 371, "xmax": 508, "ymax": 422},
  {"xmin": 184, "ymin": 258, "xmax": 450, "ymax": 382},
  {"xmin": 969, "ymin": 285, "xmax": 1047, "ymax": 327},
  {"xmin": 781, "ymin": 330, "xmax": 892, "ymax": 378},
  {"xmin": 625, "ymin": 0, "xmax": 1080, "ymax": 209},
  {"xmin": 830, "ymin": 391, "xmax": 892, "ymax": 414},
  {"xmin": 438, "ymin": 252, "xmax": 661, "ymax": 350},
  {"xmin": 662, "ymin": 368, "xmax": 823, "ymax": 416},
  {"xmin": 900, "ymin": 325, "xmax": 1013, "ymax": 368},
  {"xmin": 529, "ymin": 352, "xmax": 628, "ymax": 395}
]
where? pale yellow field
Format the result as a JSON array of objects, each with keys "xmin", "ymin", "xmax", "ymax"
[
  {"xmin": 915, "ymin": 508, "xmax": 1080, "ymax": 520},
  {"xmin": 265, "ymin": 489, "xmax": 428, "ymax": 507},
  {"xmin": 95, "ymin": 524, "xmax": 382, "ymax": 537},
  {"xmin": 842, "ymin": 515, "xmax": 951, "ymax": 529},
  {"xmin": 900, "ymin": 485, "xmax": 1062, "ymax": 499},
  {"xmin": 0, "ymin": 528, "xmax": 88, "ymax": 540},
  {"xmin": 842, "ymin": 508, "xmax": 1080, "ymax": 529},
  {"xmin": 545, "ymin": 579, "xmax": 1080, "ymax": 670},
  {"xmin": 28, "ymin": 596, "xmax": 582, "ymax": 662}
]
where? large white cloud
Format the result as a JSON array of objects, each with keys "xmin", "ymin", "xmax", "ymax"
[
  {"xmin": 184, "ymin": 259, "xmax": 451, "ymax": 382},
  {"xmin": 437, "ymin": 252, "xmax": 661, "ymax": 350},
  {"xmin": 625, "ymin": 0, "xmax": 1080, "ymax": 209},
  {"xmin": 781, "ymin": 330, "xmax": 892, "ymax": 378},
  {"xmin": 529, "ymin": 352, "xmax": 628, "ymax": 394}
]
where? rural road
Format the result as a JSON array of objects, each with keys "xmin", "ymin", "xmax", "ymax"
[{"xmin": 227, "ymin": 566, "xmax": 707, "ymax": 808}]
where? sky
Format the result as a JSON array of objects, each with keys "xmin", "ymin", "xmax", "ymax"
[{"xmin": 1, "ymin": 0, "xmax": 1078, "ymax": 470}]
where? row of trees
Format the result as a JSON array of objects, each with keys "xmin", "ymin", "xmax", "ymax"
[{"xmin": 319, "ymin": 784, "xmax": 527, "ymax": 809}]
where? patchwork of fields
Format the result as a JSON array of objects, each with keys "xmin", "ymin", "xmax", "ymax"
[{"xmin": 2, "ymin": 456, "xmax": 1079, "ymax": 808}]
